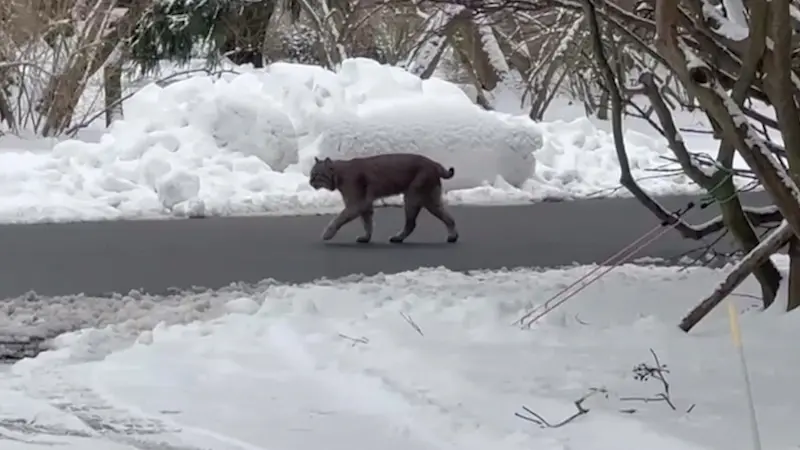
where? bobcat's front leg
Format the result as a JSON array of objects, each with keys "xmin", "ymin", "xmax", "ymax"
[
  {"xmin": 321, "ymin": 221, "xmax": 338, "ymax": 241},
  {"xmin": 322, "ymin": 209, "xmax": 353, "ymax": 240},
  {"xmin": 322, "ymin": 204, "xmax": 367, "ymax": 241}
]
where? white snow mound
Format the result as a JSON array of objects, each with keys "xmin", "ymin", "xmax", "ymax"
[
  {"xmin": 315, "ymin": 101, "xmax": 541, "ymax": 190},
  {"xmin": 124, "ymin": 72, "xmax": 299, "ymax": 171}
]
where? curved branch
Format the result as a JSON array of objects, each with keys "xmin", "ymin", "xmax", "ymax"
[
  {"xmin": 640, "ymin": 72, "xmax": 712, "ymax": 186},
  {"xmin": 581, "ymin": 0, "xmax": 713, "ymax": 240}
]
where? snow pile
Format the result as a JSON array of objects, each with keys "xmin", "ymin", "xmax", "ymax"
[
  {"xmin": 531, "ymin": 117, "xmax": 699, "ymax": 198},
  {"xmin": 1, "ymin": 261, "xmax": 796, "ymax": 450},
  {"xmin": 297, "ymin": 60, "xmax": 540, "ymax": 189},
  {"xmin": 124, "ymin": 58, "xmax": 542, "ymax": 190},
  {"xmin": 123, "ymin": 71, "xmax": 300, "ymax": 172},
  {"xmin": 315, "ymin": 102, "xmax": 539, "ymax": 190},
  {"xmin": 0, "ymin": 58, "xmax": 737, "ymax": 224}
]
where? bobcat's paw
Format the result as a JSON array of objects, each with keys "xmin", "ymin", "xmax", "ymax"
[
  {"xmin": 321, "ymin": 226, "xmax": 337, "ymax": 241},
  {"xmin": 389, "ymin": 235, "xmax": 405, "ymax": 244},
  {"xmin": 355, "ymin": 235, "xmax": 371, "ymax": 244},
  {"xmin": 447, "ymin": 233, "xmax": 459, "ymax": 243}
]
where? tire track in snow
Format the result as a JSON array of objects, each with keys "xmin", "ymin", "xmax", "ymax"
[
  {"xmin": 5, "ymin": 365, "xmax": 266, "ymax": 450},
  {"xmin": 75, "ymin": 319, "xmax": 470, "ymax": 450},
  {"xmin": 260, "ymin": 318, "xmax": 557, "ymax": 450}
]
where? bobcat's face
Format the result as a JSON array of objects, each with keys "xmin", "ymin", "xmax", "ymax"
[{"xmin": 309, "ymin": 157, "xmax": 336, "ymax": 191}]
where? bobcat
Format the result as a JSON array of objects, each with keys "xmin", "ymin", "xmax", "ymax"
[{"xmin": 309, "ymin": 153, "xmax": 459, "ymax": 244}]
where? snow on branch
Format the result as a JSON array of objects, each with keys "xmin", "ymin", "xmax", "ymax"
[
  {"xmin": 700, "ymin": 0, "xmax": 749, "ymax": 41},
  {"xmin": 640, "ymin": 71, "xmax": 716, "ymax": 182},
  {"xmin": 578, "ymin": 0, "xmax": 755, "ymax": 241},
  {"xmin": 716, "ymin": 81, "xmax": 800, "ymax": 209},
  {"xmin": 652, "ymin": 0, "xmax": 800, "ymax": 241},
  {"xmin": 473, "ymin": 13, "xmax": 510, "ymax": 78},
  {"xmin": 404, "ymin": 5, "xmax": 464, "ymax": 77}
]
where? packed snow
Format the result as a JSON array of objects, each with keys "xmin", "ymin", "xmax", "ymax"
[
  {"xmin": 0, "ymin": 58, "xmax": 756, "ymax": 224},
  {"xmin": 0, "ymin": 258, "xmax": 797, "ymax": 450}
]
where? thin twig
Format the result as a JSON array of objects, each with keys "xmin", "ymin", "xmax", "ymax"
[
  {"xmin": 621, "ymin": 348, "xmax": 697, "ymax": 413},
  {"xmin": 338, "ymin": 333, "xmax": 369, "ymax": 347},
  {"xmin": 675, "ymin": 228, "xmax": 731, "ymax": 271},
  {"xmin": 515, "ymin": 388, "xmax": 602, "ymax": 428},
  {"xmin": 64, "ymin": 67, "xmax": 240, "ymax": 136},
  {"xmin": 400, "ymin": 312, "xmax": 424, "ymax": 336},
  {"xmin": 647, "ymin": 349, "xmax": 675, "ymax": 410}
]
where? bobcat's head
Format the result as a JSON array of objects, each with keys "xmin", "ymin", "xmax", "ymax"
[{"xmin": 309, "ymin": 157, "xmax": 337, "ymax": 191}]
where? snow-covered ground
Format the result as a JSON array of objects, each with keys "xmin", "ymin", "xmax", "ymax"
[
  {"xmin": 0, "ymin": 257, "xmax": 796, "ymax": 449},
  {"xmin": 0, "ymin": 58, "xmax": 756, "ymax": 224}
]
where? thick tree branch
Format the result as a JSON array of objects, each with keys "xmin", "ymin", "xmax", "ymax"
[
  {"xmin": 579, "ymin": 0, "xmax": 703, "ymax": 237},
  {"xmin": 763, "ymin": 0, "xmax": 800, "ymax": 183},
  {"xmin": 712, "ymin": 0, "xmax": 768, "ymax": 170},
  {"xmin": 576, "ymin": 1, "xmax": 780, "ymax": 242},
  {"xmin": 653, "ymin": 0, "xmax": 800, "ymax": 242},
  {"xmin": 640, "ymin": 67, "xmax": 782, "ymax": 309},
  {"xmin": 679, "ymin": 221, "xmax": 792, "ymax": 333},
  {"xmin": 640, "ymin": 72, "xmax": 712, "ymax": 186}
]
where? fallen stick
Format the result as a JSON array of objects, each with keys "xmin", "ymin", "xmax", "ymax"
[{"xmin": 679, "ymin": 220, "xmax": 792, "ymax": 333}]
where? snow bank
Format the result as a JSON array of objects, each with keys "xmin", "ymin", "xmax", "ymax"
[
  {"xmin": 123, "ymin": 73, "xmax": 300, "ymax": 171},
  {"xmin": 0, "ymin": 58, "xmax": 738, "ymax": 223},
  {"xmin": 531, "ymin": 117, "xmax": 698, "ymax": 197},
  {"xmin": 285, "ymin": 58, "xmax": 542, "ymax": 188},
  {"xmin": 315, "ymin": 102, "xmax": 540, "ymax": 190},
  {"xmin": 2, "ymin": 263, "xmax": 797, "ymax": 450}
]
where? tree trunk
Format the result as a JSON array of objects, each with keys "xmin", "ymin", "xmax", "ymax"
[
  {"xmin": 653, "ymin": 0, "xmax": 800, "ymax": 242},
  {"xmin": 595, "ymin": 21, "xmax": 617, "ymax": 121},
  {"xmin": 227, "ymin": 49, "xmax": 264, "ymax": 68},
  {"xmin": 407, "ymin": 8, "xmax": 467, "ymax": 80},
  {"xmin": 455, "ymin": 18, "xmax": 500, "ymax": 91},
  {"xmin": 716, "ymin": 180, "xmax": 781, "ymax": 308},
  {"xmin": 529, "ymin": 60, "xmax": 567, "ymax": 120},
  {"xmin": 220, "ymin": 0, "xmax": 272, "ymax": 68},
  {"xmin": 788, "ymin": 238, "xmax": 800, "ymax": 311},
  {"xmin": 39, "ymin": 0, "xmax": 113, "ymax": 136},
  {"xmin": 0, "ymin": 89, "xmax": 14, "ymax": 131},
  {"xmin": 0, "ymin": 47, "xmax": 13, "ymax": 131},
  {"xmin": 450, "ymin": 37, "xmax": 494, "ymax": 110},
  {"xmin": 39, "ymin": 3, "xmax": 143, "ymax": 136},
  {"xmin": 638, "ymin": 70, "xmax": 782, "ymax": 312},
  {"xmin": 761, "ymin": 0, "xmax": 800, "ymax": 312},
  {"xmin": 596, "ymin": 87, "xmax": 609, "ymax": 120},
  {"xmin": 103, "ymin": 58, "xmax": 123, "ymax": 127}
]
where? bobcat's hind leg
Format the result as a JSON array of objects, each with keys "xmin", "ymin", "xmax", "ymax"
[
  {"xmin": 356, "ymin": 208, "xmax": 374, "ymax": 244},
  {"xmin": 423, "ymin": 186, "xmax": 459, "ymax": 243},
  {"xmin": 390, "ymin": 196, "xmax": 422, "ymax": 244}
]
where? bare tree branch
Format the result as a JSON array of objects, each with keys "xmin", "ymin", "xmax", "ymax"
[
  {"xmin": 515, "ymin": 388, "xmax": 600, "ymax": 428},
  {"xmin": 680, "ymin": 221, "xmax": 793, "ymax": 333}
]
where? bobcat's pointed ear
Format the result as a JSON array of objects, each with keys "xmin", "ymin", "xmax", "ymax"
[
  {"xmin": 324, "ymin": 157, "xmax": 332, "ymax": 163},
  {"xmin": 314, "ymin": 156, "xmax": 320, "ymax": 163}
]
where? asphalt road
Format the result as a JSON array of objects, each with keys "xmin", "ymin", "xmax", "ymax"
[{"xmin": 0, "ymin": 192, "xmax": 773, "ymax": 300}]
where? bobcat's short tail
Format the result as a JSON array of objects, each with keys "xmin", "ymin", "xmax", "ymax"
[{"xmin": 440, "ymin": 166, "xmax": 455, "ymax": 179}]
